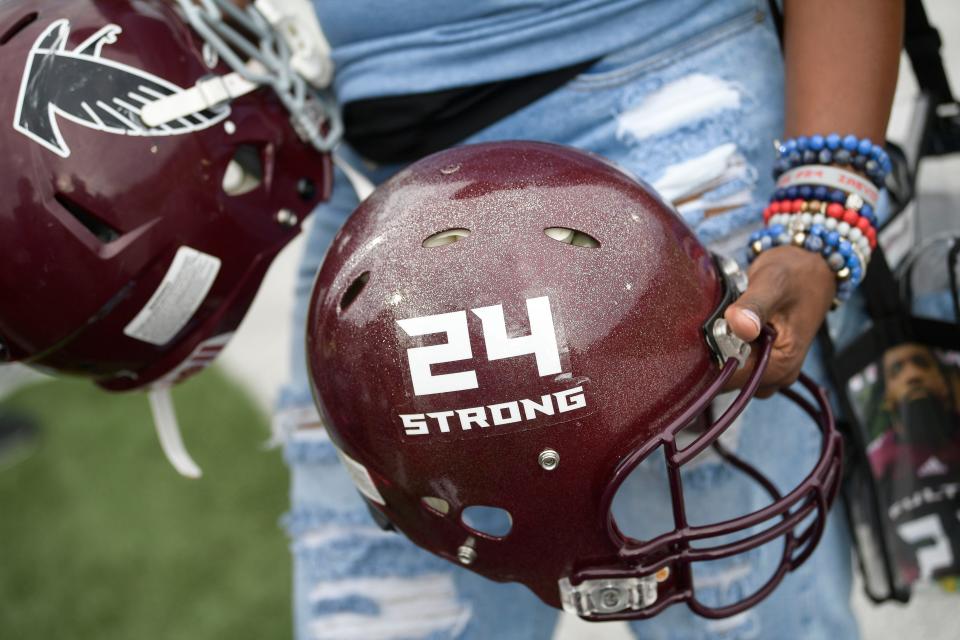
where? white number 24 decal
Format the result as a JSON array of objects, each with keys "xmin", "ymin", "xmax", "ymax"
[{"xmin": 396, "ymin": 296, "xmax": 562, "ymax": 396}]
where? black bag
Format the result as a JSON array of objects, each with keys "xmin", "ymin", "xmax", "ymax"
[{"xmin": 826, "ymin": 241, "xmax": 960, "ymax": 602}]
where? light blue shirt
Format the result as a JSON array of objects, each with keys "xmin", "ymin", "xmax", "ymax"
[{"xmin": 314, "ymin": 0, "xmax": 758, "ymax": 103}]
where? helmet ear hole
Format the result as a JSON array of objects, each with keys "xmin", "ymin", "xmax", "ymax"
[
  {"xmin": 544, "ymin": 227, "xmax": 599, "ymax": 248},
  {"xmin": 339, "ymin": 271, "xmax": 370, "ymax": 312},
  {"xmin": 422, "ymin": 228, "xmax": 471, "ymax": 248},
  {"xmin": 461, "ymin": 505, "xmax": 513, "ymax": 539},
  {"xmin": 421, "ymin": 496, "xmax": 450, "ymax": 516},
  {"xmin": 222, "ymin": 144, "xmax": 263, "ymax": 196}
]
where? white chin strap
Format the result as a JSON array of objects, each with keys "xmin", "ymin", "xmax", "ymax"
[
  {"xmin": 141, "ymin": 70, "xmax": 258, "ymax": 127},
  {"xmin": 333, "ymin": 153, "xmax": 375, "ymax": 202},
  {"xmin": 147, "ymin": 387, "xmax": 202, "ymax": 479}
]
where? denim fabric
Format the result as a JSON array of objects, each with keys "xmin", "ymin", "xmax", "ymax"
[
  {"xmin": 312, "ymin": 0, "xmax": 761, "ymax": 103},
  {"xmin": 277, "ymin": 3, "xmax": 860, "ymax": 638}
]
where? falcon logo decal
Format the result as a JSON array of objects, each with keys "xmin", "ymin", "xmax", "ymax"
[{"xmin": 13, "ymin": 19, "xmax": 229, "ymax": 158}]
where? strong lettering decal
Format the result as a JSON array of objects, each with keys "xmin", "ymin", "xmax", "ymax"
[{"xmin": 395, "ymin": 296, "xmax": 587, "ymax": 439}]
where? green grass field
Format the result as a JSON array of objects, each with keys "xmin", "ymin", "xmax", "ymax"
[{"xmin": 0, "ymin": 370, "xmax": 291, "ymax": 640}]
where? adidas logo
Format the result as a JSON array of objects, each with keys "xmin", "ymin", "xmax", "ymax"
[{"xmin": 917, "ymin": 456, "xmax": 949, "ymax": 478}]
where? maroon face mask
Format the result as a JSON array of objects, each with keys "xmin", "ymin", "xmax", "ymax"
[
  {"xmin": 0, "ymin": 1, "xmax": 332, "ymax": 475},
  {"xmin": 306, "ymin": 141, "xmax": 842, "ymax": 620}
]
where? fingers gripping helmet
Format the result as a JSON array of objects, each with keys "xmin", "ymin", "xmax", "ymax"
[
  {"xmin": 307, "ymin": 142, "xmax": 842, "ymax": 620},
  {"xmin": 0, "ymin": 1, "xmax": 333, "ymax": 475}
]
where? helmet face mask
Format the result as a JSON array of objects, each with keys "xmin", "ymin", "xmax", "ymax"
[{"xmin": 307, "ymin": 141, "xmax": 842, "ymax": 620}]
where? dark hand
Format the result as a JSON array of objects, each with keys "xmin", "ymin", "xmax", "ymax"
[{"xmin": 722, "ymin": 246, "xmax": 836, "ymax": 397}]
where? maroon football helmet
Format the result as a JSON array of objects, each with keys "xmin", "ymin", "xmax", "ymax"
[
  {"xmin": 0, "ymin": 1, "xmax": 332, "ymax": 474},
  {"xmin": 307, "ymin": 142, "xmax": 843, "ymax": 620}
]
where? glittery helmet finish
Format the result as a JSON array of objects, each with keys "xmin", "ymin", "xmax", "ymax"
[
  {"xmin": 0, "ymin": 1, "xmax": 332, "ymax": 390},
  {"xmin": 306, "ymin": 142, "xmax": 842, "ymax": 620}
]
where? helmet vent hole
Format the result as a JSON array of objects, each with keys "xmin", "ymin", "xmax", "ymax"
[
  {"xmin": 54, "ymin": 193, "xmax": 120, "ymax": 244},
  {"xmin": 421, "ymin": 496, "xmax": 450, "ymax": 516},
  {"xmin": 461, "ymin": 505, "xmax": 512, "ymax": 539},
  {"xmin": 339, "ymin": 272, "xmax": 370, "ymax": 312},
  {"xmin": 1, "ymin": 12, "xmax": 38, "ymax": 45},
  {"xmin": 222, "ymin": 145, "xmax": 263, "ymax": 196},
  {"xmin": 544, "ymin": 227, "xmax": 600, "ymax": 248},
  {"xmin": 422, "ymin": 228, "xmax": 471, "ymax": 248}
]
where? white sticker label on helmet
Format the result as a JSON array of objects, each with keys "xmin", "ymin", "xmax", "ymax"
[
  {"xmin": 333, "ymin": 445, "xmax": 386, "ymax": 506},
  {"xmin": 124, "ymin": 247, "xmax": 221, "ymax": 346}
]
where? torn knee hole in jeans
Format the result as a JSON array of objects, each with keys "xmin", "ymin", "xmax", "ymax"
[
  {"xmin": 270, "ymin": 404, "xmax": 327, "ymax": 448},
  {"xmin": 306, "ymin": 574, "xmax": 471, "ymax": 640},
  {"xmin": 615, "ymin": 73, "xmax": 757, "ymax": 219},
  {"xmin": 655, "ymin": 144, "xmax": 756, "ymax": 219}
]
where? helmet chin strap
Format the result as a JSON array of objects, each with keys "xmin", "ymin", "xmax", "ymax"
[
  {"xmin": 333, "ymin": 153, "xmax": 375, "ymax": 202},
  {"xmin": 141, "ymin": 68, "xmax": 259, "ymax": 127},
  {"xmin": 147, "ymin": 387, "xmax": 203, "ymax": 479}
]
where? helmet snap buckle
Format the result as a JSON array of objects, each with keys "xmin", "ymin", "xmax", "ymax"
[{"xmin": 558, "ymin": 575, "xmax": 659, "ymax": 617}]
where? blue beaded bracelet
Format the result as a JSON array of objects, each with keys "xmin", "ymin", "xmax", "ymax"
[
  {"xmin": 774, "ymin": 133, "xmax": 891, "ymax": 186},
  {"xmin": 748, "ymin": 222, "xmax": 863, "ymax": 303}
]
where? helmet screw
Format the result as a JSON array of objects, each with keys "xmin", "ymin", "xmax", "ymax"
[
  {"xmin": 538, "ymin": 448, "xmax": 560, "ymax": 471},
  {"xmin": 599, "ymin": 588, "xmax": 623, "ymax": 609},
  {"xmin": 457, "ymin": 542, "xmax": 477, "ymax": 565},
  {"xmin": 275, "ymin": 209, "xmax": 299, "ymax": 228}
]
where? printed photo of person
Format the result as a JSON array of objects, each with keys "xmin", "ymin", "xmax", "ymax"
[
  {"xmin": 866, "ymin": 343, "xmax": 960, "ymax": 484},
  {"xmin": 851, "ymin": 344, "xmax": 960, "ymax": 587}
]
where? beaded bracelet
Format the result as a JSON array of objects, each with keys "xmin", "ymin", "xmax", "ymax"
[
  {"xmin": 753, "ymin": 187, "xmax": 875, "ymax": 303},
  {"xmin": 770, "ymin": 184, "xmax": 876, "ymax": 214},
  {"xmin": 754, "ymin": 132, "xmax": 888, "ymax": 306},
  {"xmin": 765, "ymin": 212, "xmax": 872, "ymax": 266},
  {"xmin": 773, "ymin": 133, "xmax": 892, "ymax": 186},
  {"xmin": 763, "ymin": 200, "xmax": 876, "ymax": 251},
  {"xmin": 748, "ymin": 221, "xmax": 864, "ymax": 303},
  {"xmin": 765, "ymin": 196, "xmax": 877, "ymax": 232}
]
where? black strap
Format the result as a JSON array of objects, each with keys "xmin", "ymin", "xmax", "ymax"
[
  {"xmin": 904, "ymin": 0, "xmax": 956, "ymax": 106},
  {"xmin": 859, "ymin": 248, "xmax": 909, "ymax": 321},
  {"xmin": 766, "ymin": 0, "xmax": 783, "ymax": 52},
  {"xmin": 343, "ymin": 58, "xmax": 598, "ymax": 164}
]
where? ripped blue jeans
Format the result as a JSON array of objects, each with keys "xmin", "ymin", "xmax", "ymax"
[{"xmin": 276, "ymin": 3, "xmax": 860, "ymax": 638}]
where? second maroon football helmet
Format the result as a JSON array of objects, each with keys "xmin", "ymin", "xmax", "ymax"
[
  {"xmin": 0, "ymin": 1, "xmax": 333, "ymax": 475},
  {"xmin": 306, "ymin": 141, "xmax": 843, "ymax": 620}
]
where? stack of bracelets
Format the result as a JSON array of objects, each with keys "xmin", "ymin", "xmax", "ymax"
[{"xmin": 748, "ymin": 133, "xmax": 892, "ymax": 306}]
